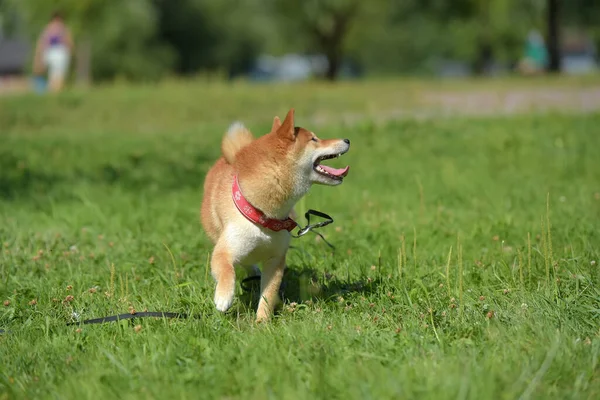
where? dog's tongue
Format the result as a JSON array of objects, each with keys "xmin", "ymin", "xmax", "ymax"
[{"xmin": 320, "ymin": 165, "xmax": 350, "ymax": 177}]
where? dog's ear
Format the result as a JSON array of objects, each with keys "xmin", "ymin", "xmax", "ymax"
[
  {"xmin": 271, "ymin": 116, "xmax": 281, "ymax": 132},
  {"xmin": 276, "ymin": 108, "xmax": 295, "ymax": 139}
]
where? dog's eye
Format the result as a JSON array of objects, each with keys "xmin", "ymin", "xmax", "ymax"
[{"xmin": 311, "ymin": 137, "xmax": 318, "ymax": 142}]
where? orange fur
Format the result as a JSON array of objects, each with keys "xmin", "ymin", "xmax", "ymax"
[{"xmin": 200, "ymin": 109, "xmax": 350, "ymax": 321}]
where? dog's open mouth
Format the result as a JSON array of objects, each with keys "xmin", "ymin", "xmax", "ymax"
[{"xmin": 313, "ymin": 153, "xmax": 350, "ymax": 181}]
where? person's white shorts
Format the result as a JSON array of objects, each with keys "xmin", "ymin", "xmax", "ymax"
[{"xmin": 44, "ymin": 45, "xmax": 70, "ymax": 80}]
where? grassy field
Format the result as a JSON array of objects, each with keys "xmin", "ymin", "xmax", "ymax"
[{"xmin": 1, "ymin": 78, "xmax": 600, "ymax": 399}]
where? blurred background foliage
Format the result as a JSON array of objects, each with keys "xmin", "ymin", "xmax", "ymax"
[{"xmin": 0, "ymin": 0, "xmax": 598, "ymax": 82}]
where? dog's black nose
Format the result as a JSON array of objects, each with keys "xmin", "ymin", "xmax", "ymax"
[{"xmin": 343, "ymin": 139, "xmax": 350, "ymax": 145}]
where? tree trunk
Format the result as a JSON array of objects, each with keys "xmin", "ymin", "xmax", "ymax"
[
  {"xmin": 474, "ymin": 2, "xmax": 492, "ymax": 76},
  {"xmin": 474, "ymin": 41, "xmax": 493, "ymax": 75},
  {"xmin": 325, "ymin": 51, "xmax": 341, "ymax": 81},
  {"xmin": 310, "ymin": 7, "xmax": 355, "ymax": 82},
  {"xmin": 75, "ymin": 36, "xmax": 92, "ymax": 86},
  {"xmin": 547, "ymin": 0, "xmax": 561, "ymax": 72}
]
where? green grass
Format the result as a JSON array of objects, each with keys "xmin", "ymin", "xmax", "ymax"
[{"xmin": 1, "ymin": 79, "xmax": 600, "ymax": 399}]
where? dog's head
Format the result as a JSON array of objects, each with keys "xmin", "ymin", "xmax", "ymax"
[{"xmin": 270, "ymin": 109, "xmax": 350, "ymax": 187}]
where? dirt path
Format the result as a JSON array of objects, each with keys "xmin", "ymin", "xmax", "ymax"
[
  {"xmin": 310, "ymin": 85, "xmax": 600, "ymax": 126},
  {"xmin": 422, "ymin": 87, "xmax": 600, "ymax": 115}
]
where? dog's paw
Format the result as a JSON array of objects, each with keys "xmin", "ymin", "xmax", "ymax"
[
  {"xmin": 214, "ymin": 288, "xmax": 234, "ymax": 312},
  {"xmin": 255, "ymin": 315, "xmax": 269, "ymax": 324}
]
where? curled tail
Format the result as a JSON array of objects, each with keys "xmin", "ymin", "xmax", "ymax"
[{"xmin": 221, "ymin": 122, "xmax": 254, "ymax": 164}]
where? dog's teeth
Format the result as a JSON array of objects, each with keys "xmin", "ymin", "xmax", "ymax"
[{"xmin": 315, "ymin": 165, "xmax": 330, "ymax": 175}]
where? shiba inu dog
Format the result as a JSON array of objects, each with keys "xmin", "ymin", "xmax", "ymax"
[{"xmin": 200, "ymin": 109, "xmax": 350, "ymax": 322}]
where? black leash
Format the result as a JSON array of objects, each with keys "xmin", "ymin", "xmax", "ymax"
[
  {"xmin": 290, "ymin": 209, "xmax": 336, "ymax": 249},
  {"xmin": 0, "ymin": 209, "xmax": 337, "ymax": 332},
  {"xmin": 0, "ymin": 312, "xmax": 189, "ymax": 334},
  {"xmin": 240, "ymin": 275, "xmax": 262, "ymax": 291},
  {"xmin": 66, "ymin": 311, "xmax": 190, "ymax": 326}
]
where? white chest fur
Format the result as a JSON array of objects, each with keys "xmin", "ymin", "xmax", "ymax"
[{"xmin": 223, "ymin": 219, "xmax": 291, "ymax": 266}]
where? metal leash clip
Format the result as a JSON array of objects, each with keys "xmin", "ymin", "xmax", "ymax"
[{"xmin": 291, "ymin": 209, "xmax": 336, "ymax": 249}]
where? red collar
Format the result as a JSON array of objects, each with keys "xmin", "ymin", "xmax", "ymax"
[{"xmin": 232, "ymin": 176, "xmax": 297, "ymax": 232}]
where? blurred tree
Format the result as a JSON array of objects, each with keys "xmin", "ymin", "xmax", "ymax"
[
  {"xmin": 152, "ymin": 0, "xmax": 263, "ymax": 78},
  {"xmin": 0, "ymin": 0, "xmax": 22, "ymax": 37},
  {"xmin": 561, "ymin": 0, "xmax": 600, "ymax": 59},
  {"xmin": 563, "ymin": 0, "xmax": 600, "ymax": 26},
  {"xmin": 89, "ymin": 0, "xmax": 174, "ymax": 81},
  {"xmin": 271, "ymin": 0, "xmax": 364, "ymax": 81},
  {"xmin": 352, "ymin": 0, "xmax": 546, "ymax": 75},
  {"xmin": 4, "ymin": 0, "xmax": 599, "ymax": 81},
  {"xmin": 152, "ymin": 0, "xmax": 221, "ymax": 74},
  {"xmin": 546, "ymin": 0, "xmax": 560, "ymax": 72}
]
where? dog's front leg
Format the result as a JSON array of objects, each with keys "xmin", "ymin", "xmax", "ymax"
[
  {"xmin": 256, "ymin": 255, "xmax": 285, "ymax": 322},
  {"xmin": 211, "ymin": 239, "xmax": 236, "ymax": 312}
]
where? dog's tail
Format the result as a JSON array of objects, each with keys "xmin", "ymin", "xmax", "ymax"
[{"xmin": 222, "ymin": 122, "xmax": 254, "ymax": 164}]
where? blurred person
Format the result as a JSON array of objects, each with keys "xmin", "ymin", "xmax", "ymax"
[
  {"xmin": 32, "ymin": 11, "xmax": 74, "ymax": 93},
  {"xmin": 518, "ymin": 30, "xmax": 548, "ymax": 75}
]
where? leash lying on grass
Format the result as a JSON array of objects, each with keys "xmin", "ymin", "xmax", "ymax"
[
  {"xmin": 65, "ymin": 311, "xmax": 190, "ymax": 326},
  {"xmin": 0, "ymin": 210, "xmax": 335, "ymax": 333}
]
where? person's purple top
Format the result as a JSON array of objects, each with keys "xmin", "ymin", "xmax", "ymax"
[
  {"xmin": 48, "ymin": 34, "xmax": 63, "ymax": 46},
  {"xmin": 42, "ymin": 23, "xmax": 68, "ymax": 48}
]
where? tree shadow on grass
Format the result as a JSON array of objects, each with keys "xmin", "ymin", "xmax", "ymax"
[
  {"xmin": 0, "ymin": 149, "xmax": 213, "ymax": 201},
  {"xmin": 0, "ymin": 151, "xmax": 64, "ymax": 200},
  {"xmin": 93, "ymin": 151, "xmax": 212, "ymax": 190},
  {"xmin": 238, "ymin": 264, "xmax": 383, "ymax": 312}
]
